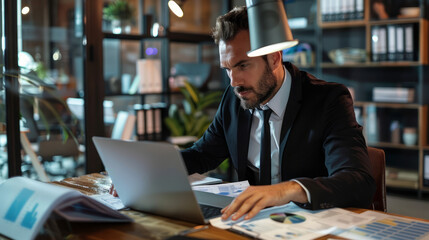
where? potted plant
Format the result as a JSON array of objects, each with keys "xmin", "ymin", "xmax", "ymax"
[
  {"xmin": 164, "ymin": 80, "xmax": 222, "ymax": 147},
  {"xmin": 103, "ymin": 0, "xmax": 134, "ymax": 34},
  {"xmin": 164, "ymin": 80, "xmax": 231, "ymax": 178}
]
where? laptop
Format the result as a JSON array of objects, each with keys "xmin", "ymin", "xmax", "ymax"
[{"xmin": 92, "ymin": 136, "xmax": 234, "ymax": 224}]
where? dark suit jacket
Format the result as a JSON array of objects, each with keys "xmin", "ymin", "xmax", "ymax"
[{"xmin": 182, "ymin": 62, "xmax": 375, "ymax": 210}]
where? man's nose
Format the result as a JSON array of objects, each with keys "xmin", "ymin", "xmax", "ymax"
[{"xmin": 229, "ymin": 70, "xmax": 242, "ymax": 87}]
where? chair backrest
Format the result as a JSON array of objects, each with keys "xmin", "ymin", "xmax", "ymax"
[
  {"xmin": 37, "ymin": 138, "xmax": 80, "ymax": 158},
  {"xmin": 367, "ymin": 147, "xmax": 387, "ymax": 212}
]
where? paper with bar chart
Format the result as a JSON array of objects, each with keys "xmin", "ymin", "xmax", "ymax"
[{"xmin": 0, "ymin": 177, "xmax": 131, "ymax": 240}]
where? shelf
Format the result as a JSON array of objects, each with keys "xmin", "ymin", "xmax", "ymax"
[
  {"xmin": 319, "ymin": 20, "xmax": 366, "ymax": 28},
  {"xmin": 368, "ymin": 141, "xmax": 420, "ymax": 150},
  {"xmin": 386, "ymin": 178, "xmax": 419, "ymax": 189},
  {"xmin": 354, "ymin": 102, "xmax": 421, "ymax": 109},
  {"xmin": 102, "ymin": 31, "xmax": 214, "ymax": 43},
  {"xmin": 290, "ymin": 26, "xmax": 317, "ymax": 32},
  {"xmin": 166, "ymin": 32, "xmax": 213, "ymax": 43},
  {"xmin": 321, "ymin": 61, "xmax": 422, "ymax": 68},
  {"xmin": 369, "ymin": 18, "xmax": 421, "ymax": 26},
  {"xmin": 105, "ymin": 91, "xmax": 186, "ymax": 97},
  {"xmin": 103, "ymin": 32, "xmax": 151, "ymax": 40}
]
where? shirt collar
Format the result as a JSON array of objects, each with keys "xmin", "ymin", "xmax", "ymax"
[{"xmin": 257, "ymin": 66, "xmax": 291, "ymax": 118}]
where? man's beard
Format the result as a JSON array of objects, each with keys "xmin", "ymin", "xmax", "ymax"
[{"xmin": 234, "ymin": 65, "xmax": 277, "ymax": 109}]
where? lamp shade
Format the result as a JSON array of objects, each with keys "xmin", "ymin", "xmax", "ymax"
[
  {"xmin": 168, "ymin": 0, "xmax": 184, "ymax": 18},
  {"xmin": 246, "ymin": 0, "xmax": 298, "ymax": 57}
]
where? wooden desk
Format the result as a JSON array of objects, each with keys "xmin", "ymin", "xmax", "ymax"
[
  {"xmin": 50, "ymin": 173, "xmax": 248, "ymax": 240},
  {"xmin": 48, "ymin": 173, "xmax": 427, "ymax": 240}
]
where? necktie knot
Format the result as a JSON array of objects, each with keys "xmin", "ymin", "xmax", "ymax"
[{"xmin": 261, "ymin": 108, "xmax": 273, "ymax": 124}]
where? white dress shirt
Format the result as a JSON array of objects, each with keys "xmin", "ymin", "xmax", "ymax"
[{"xmin": 247, "ymin": 66, "xmax": 311, "ymax": 202}]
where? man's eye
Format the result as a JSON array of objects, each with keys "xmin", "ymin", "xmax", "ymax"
[{"xmin": 239, "ymin": 64, "xmax": 248, "ymax": 69}]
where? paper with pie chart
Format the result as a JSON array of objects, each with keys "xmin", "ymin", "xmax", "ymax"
[{"xmin": 270, "ymin": 212, "xmax": 306, "ymax": 224}]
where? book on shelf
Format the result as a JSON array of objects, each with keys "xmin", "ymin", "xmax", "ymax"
[
  {"xmin": 386, "ymin": 167, "xmax": 419, "ymax": 182},
  {"xmin": 0, "ymin": 177, "xmax": 132, "ymax": 240},
  {"xmin": 372, "ymin": 87, "xmax": 415, "ymax": 103},
  {"xmin": 136, "ymin": 59, "xmax": 163, "ymax": 94}
]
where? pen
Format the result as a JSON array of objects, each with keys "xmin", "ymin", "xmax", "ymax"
[{"xmin": 179, "ymin": 225, "xmax": 209, "ymax": 236}]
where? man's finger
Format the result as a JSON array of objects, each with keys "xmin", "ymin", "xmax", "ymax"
[
  {"xmin": 243, "ymin": 198, "xmax": 268, "ymax": 220},
  {"xmin": 229, "ymin": 194, "xmax": 264, "ymax": 221}
]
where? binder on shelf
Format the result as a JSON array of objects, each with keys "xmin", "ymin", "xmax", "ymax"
[
  {"xmin": 134, "ymin": 103, "xmax": 167, "ymax": 141},
  {"xmin": 355, "ymin": 0, "xmax": 364, "ymax": 20},
  {"xmin": 151, "ymin": 102, "xmax": 168, "ymax": 141},
  {"xmin": 338, "ymin": 0, "xmax": 347, "ymax": 21},
  {"xmin": 387, "ymin": 25, "xmax": 396, "ymax": 61},
  {"xmin": 321, "ymin": 0, "xmax": 330, "ymax": 22},
  {"xmin": 404, "ymin": 24, "xmax": 417, "ymax": 61},
  {"xmin": 345, "ymin": 0, "xmax": 355, "ymax": 20},
  {"xmin": 371, "ymin": 26, "xmax": 380, "ymax": 62},
  {"xmin": 332, "ymin": 0, "xmax": 341, "ymax": 21},
  {"xmin": 395, "ymin": 25, "xmax": 405, "ymax": 61},
  {"xmin": 136, "ymin": 59, "xmax": 163, "ymax": 94},
  {"xmin": 424, "ymin": 155, "xmax": 429, "ymax": 187},
  {"xmin": 365, "ymin": 104, "xmax": 379, "ymax": 143},
  {"xmin": 378, "ymin": 26, "xmax": 387, "ymax": 62}
]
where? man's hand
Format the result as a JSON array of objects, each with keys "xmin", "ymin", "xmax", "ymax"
[
  {"xmin": 221, "ymin": 181, "xmax": 307, "ymax": 221},
  {"xmin": 109, "ymin": 184, "xmax": 119, "ymax": 197}
]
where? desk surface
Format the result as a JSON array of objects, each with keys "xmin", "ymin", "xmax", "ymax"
[{"xmin": 50, "ymin": 173, "xmax": 426, "ymax": 240}]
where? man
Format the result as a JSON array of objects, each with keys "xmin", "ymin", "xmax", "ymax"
[{"xmin": 181, "ymin": 6, "xmax": 375, "ymax": 221}]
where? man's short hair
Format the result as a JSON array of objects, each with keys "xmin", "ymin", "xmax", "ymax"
[{"xmin": 212, "ymin": 6, "xmax": 248, "ymax": 45}]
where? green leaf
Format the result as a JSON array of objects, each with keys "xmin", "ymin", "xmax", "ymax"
[
  {"xmin": 183, "ymin": 80, "xmax": 200, "ymax": 104},
  {"xmin": 164, "ymin": 117, "xmax": 184, "ymax": 136},
  {"xmin": 168, "ymin": 104, "xmax": 179, "ymax": 118},
  {"xmin": 197, "ymin": 91, "xmax": 223, "ymax": 111}
]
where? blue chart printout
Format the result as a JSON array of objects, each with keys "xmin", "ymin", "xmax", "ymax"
[
  {"xmin": 338, "ymin": 213, "xmax": 429, "ymax": 240},
  {"xmin": 4, "ymin": 188, "xmax": 35, "ymax": 223},
  {"xmin": 0, "ymin": 177, "xmax": 132, "ymax": 240},
  {"xmin": 0, "ymin": 177, "xmax": 71, "ymax": 240}
]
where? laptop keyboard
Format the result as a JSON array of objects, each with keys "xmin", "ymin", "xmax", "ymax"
[{"xmin": 199, "ymin": 204, "xmax": 222, "ymax": 219}]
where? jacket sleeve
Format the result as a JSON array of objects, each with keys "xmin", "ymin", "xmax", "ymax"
[{"xmin": 294, "ymin": 84, "xmax": 376, "ymax": 210}]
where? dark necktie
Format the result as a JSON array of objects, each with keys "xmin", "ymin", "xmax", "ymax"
[{"xmin": 259, "ymin": 108, "xmax": 273, "ymax": 185}]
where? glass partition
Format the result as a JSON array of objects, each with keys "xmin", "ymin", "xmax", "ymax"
[{"xmin": 0, "ymin": 0, "xmax": 86, "ymax": 181}]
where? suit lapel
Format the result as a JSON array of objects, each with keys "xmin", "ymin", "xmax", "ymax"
[
  {"xmin": 279, "ymin": 63, "xmax": 303, "ymax": 176},
  {"xmin": 237, "ymin": 108, "xmax": 253, "ymax": 180}
]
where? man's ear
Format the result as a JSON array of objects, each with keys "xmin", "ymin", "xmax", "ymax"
[{"xmin": 267, "ymin": 51, "xmax": 283, "ymax": 70}]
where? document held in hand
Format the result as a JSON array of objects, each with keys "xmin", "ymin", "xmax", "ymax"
[{"xmin": 0, "ymin": 177, "xmax": 132, "ymax": 240}]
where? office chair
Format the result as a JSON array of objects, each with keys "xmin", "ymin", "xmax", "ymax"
[
  {"xmin": 368, "ymin": 146, "xmax": 387, "ymax": 212},
  {"xmin": 36, "ymin": 136, "xmax": 81, "ymax": 177}
]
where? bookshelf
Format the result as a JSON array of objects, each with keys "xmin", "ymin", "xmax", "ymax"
[
  {"xmin": 286, "ymin": 0, "xmax": 429, "ymax": 194},
  {"xmin": 100, "ymin": 0, "xmax": 229, "ymax": 141}
]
